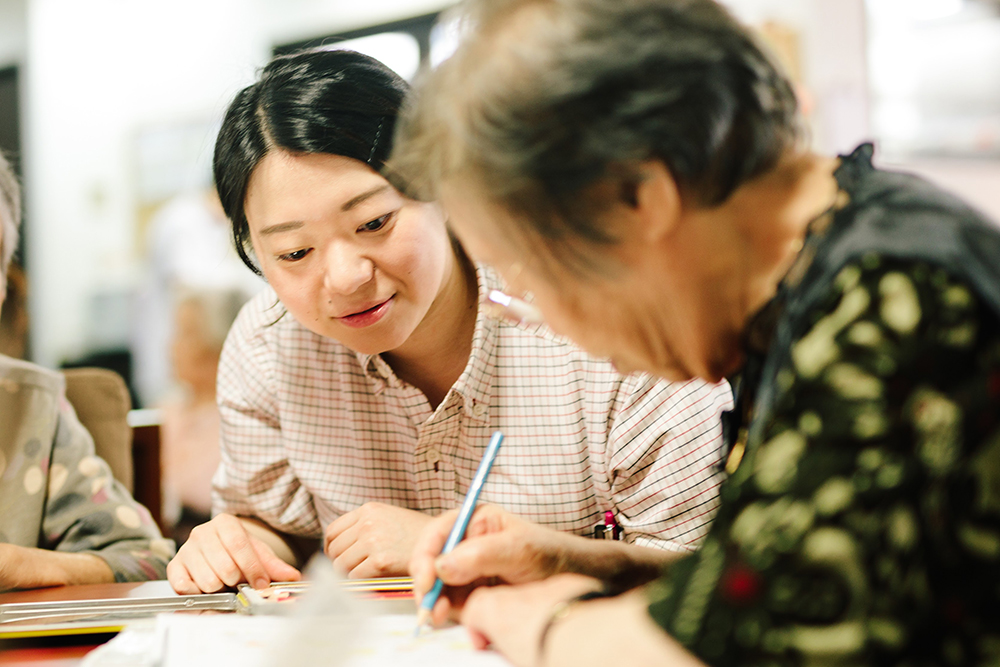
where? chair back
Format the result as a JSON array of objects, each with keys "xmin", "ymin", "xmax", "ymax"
[{"xmin": 62, "ymin": 367, "xmax": 134, "ymax": 492}]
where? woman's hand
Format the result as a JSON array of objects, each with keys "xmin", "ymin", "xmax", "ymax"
[
  {"xmin": 461, "ymin": 574, "xmax": 602, "ymax": 667},
  {"xmin": 323, "ymin": 502, "xmax": 433, "ymax": 578},
  {"xmin": 0, "ymin": 543, "xmax": 114, "ymax": 591},
  {"xmin": 462, "ymin": 578, "xmax": 702, "ymax": 667},
  {"xmin": 166, "ymin": 513, "xmax": 301, "ymax": 594},
  {"xmin": 410, "ymin": 505, "xmax": 577, "ymax": 623}
]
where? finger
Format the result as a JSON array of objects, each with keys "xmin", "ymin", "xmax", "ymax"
[
  {"xmin": 211, "ymin": 520, "xmax": 270, "ymax": 589},
  {"xmin": 181, "ymin": 541, "xmax": 227, "ymax": 593},
  {"xmin": 432, "ymin": 593, "xmax": 456, "ymax": 626},
  {"xmin": 325, "ymin": 520, "xmax": 361, "ymax": 561},
  {"xmin": 434, "ymin": 533, "xmax": 521, "ymax": 586},
  {"xmin": 461, "ymin": 505, "xmax": 508, "ymax": 539},
  {"xmin": 254, "ymin": 540, "xmax": 302, "ymax": 583},
  {"xmin": 435, "ymin": 576, "xmax": 496, "ymax": 622},
  {"xmin": 410, "ymin": 510, "xmax": 459, "ymax": 599},
  {"xmin": 323, "ymin": 510, "xmax": 359, "ymax": 554},
  {"xmin": 166, "ymin": 557, "xmax": 199, "ymax": 595},
  {"xmin": 460, "ymin": 586, "xmax": 504, "ymax": 649},
  {"xmin": 330, "ymin": 540, "xmax": 369, "ymax": 578},
  {"xmin": 467, "ymin": 628, "xmax": 491, "ymax": 651}
]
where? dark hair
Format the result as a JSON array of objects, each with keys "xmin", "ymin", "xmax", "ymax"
[
  {"xmin": 214, "ymin": 49, "xmax": 409, "ymax": 274},
  {"xmin": 393, "ymin": 0, "xmax": 802, "ymax": 273}
]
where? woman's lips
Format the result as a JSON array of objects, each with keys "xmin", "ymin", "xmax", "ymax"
[{"xmin": 337, "ymin": 297, "xmax": 394, "ymax": 329}]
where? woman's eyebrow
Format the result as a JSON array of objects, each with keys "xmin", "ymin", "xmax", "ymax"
[
  {"xmin": 259, "ymin": 220, "xmax": 304, "ymax": 236},
  {"xmin": 341, "ymin": 185, "xmax": 391, "ymax": 212}
]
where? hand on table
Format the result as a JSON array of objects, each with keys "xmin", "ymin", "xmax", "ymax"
[
  {"xmin": 0, "ymin": 543, "xmax": 36, "ymax": 591},
  {"xmin": 324, "ymin": 502, "xmax": 433, "ymax": 578},
  {"xmin": 462, "ymin": 574, "xmax": 602, "ymax": 667},
  {"xmin": 410, "ymin": 504, "xmax": 577, "ymax": 624},
  {"xmin": 167, "ymin": 513, "xmax": 301, "ymax": 594},
  {"xmin": 0, "ymin": 543, "xmax": 115, "ymax": 591}
]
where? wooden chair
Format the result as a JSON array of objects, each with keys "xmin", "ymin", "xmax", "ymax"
[{"xmin": 62, "ymin": 367, "xmax": 163, "ymax": 529}]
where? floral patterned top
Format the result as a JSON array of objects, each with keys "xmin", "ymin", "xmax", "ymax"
[
  {"xmin": 0, "ymin": 354, "xmax": 175, "ymax": 584},
  {"xmin": 647, "ymin": 144, "xmax": 1000, "ymax": 665}
]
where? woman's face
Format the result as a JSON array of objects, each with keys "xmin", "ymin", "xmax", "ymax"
[
  {"xmin": 245, "ymin": 151, "xmax": 454, "ymax": 355},
  {"xmin": 442, "ymin": 182, "xmax": 720, "ymax": 382}
]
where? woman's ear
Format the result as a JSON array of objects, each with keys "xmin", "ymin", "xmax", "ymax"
[{"xmin": 631, "ymin": 160, "xmax": 682, "ymax": 244}]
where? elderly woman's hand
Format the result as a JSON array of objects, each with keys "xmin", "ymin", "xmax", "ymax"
[
  {"xmin": 410, "ymin": 505, "xmax": 577, "ymax": 623},
  {"xmin": 0, "ymin": 543, "xmax": 114, "ymax": 591},
  {"xmin": 460, "ymin": 574, "xmax": 602, "ymax": 667}
]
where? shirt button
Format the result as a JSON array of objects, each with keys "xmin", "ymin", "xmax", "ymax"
[
  {"xmin": 426, "ymin": 447, "xmax": 441, "ymax": 464},
  {"xmin": 472, "ymin": 403, "xmax": 487, "ymax": 418}
]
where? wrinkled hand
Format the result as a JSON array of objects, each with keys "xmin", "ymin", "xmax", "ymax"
[
  {"xmin": 410, "ymin": 505, "xmax": 575, "ymax": 624},
  {"xmin": 0, "ymin": 543, "xmax": 27, "ymax": 591},
  {"xmin": 167, "ymin": 513, "xmax": 301, "ymax": 594},
  {"xmin": 0, "ymin": 543, "xmax": 115, "ymax": 591},
  {"xmin": 324, "ymin": 502, "xmax": 433, "ymax": 578},
  {"xmin": 462, "ymin": 574, "xmax": 602, "ymax": 667}
]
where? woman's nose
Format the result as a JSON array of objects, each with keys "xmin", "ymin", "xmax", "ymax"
[{"xmin": 322, "ymin": 242, "xmax": 374, "ymax": 295}]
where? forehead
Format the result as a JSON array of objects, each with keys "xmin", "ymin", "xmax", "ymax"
[{"xmin": 245, "ymin": 151, "xmax": 389, "ymax": 224}]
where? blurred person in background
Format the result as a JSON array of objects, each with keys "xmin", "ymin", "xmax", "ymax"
[
  {"xmin": 0, "ymin": 150, "xmax": 174, "ymax": 590},
  {"xmin": 133, "ymin": 188, "xmax": 262, "ymax": 408},
  {"xmin": 166, "ymin": 48, "xmax": 732, "ymax": 595},
  {"xmin": 0, "ymin": 261, "xmax": 28, "ymax": 359},
  {"xmin": 160, "ymin": 287, "xmax": 249, "ymax": 545},
  {"xmin": 395, "ymin": 0, "xmax": 1000, "ymax": 665}
]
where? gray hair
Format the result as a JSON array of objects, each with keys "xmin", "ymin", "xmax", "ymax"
[
  {"xmin": 392, "ymin": 0, "xmax": 802, "ymax": 273},
  {"xmin": 0, "ymin": 151, "xmax": 20, "ymax": 293}
]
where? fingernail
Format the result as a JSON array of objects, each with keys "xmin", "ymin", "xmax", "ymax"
[
  {"xmin": 434, "ymin": 556, "xmax": 451, "ymax": 576},
  {"xmin": 254, "ymin": 578, "xmax": 269, "ymax": 590}
]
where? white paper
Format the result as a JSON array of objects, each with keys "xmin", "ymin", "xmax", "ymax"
[{"xmin": 156, "ymin": 614, "xmax": 509, "ymax": 667}]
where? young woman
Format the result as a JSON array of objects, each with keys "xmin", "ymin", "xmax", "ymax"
[
  {"xmin": 166, "ymin": 49, "xmax": 732, "ymax": 594},
  {"xmin": 395, "ymin": 0, "xmax": 1000, "ymax": 665}
]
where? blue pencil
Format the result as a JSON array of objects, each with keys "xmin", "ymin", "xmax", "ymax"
[{"xmin": 415, "ymin": 430, "xmax": 504, "ymax": 634}]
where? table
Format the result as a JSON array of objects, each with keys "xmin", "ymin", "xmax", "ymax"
[
  {"xmin": 0, "ymin": 581, "xmax": 176, "ymax": 666},
  {"xmin": 0, "ymin": 580, "xmax": 416, "ymax": 666}
]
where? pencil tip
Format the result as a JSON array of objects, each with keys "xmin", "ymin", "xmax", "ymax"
[{"xmin": 414, "ymin": 608, "xmax": 431, "ymax": 637}]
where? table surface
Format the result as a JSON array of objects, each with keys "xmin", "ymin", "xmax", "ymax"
[
  {"xmin": 0, "ymin": 582, "xmax": 178, "ymax": 666},
  {"xmin": 0, "ymin": 581, "xmax": 415, "ymax": 666}
]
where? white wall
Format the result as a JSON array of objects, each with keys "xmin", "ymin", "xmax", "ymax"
[
  {"xmin": 0, "ymin": 0, "xmax": 27, "ymax": 68},
  {"xmin": 721, "ymin": 0, "xmax": 871, "ymax": 154},
  {"xmin": 24, "ymin": 0, "xmax": 456, "ymax": 367}
]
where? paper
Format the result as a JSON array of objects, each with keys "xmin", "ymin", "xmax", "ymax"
[{"xmin": 155, "ymin": 614, "xmax": 509, "ymax": 667}]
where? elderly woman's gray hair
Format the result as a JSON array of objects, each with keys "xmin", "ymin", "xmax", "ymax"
[
  {"xmin": 392, "ymin": 0, "xmax": 802, "ymax": 273},
  {"xmin": 0, "ymin": 151, "xmax": 20, "ymax": 291}
]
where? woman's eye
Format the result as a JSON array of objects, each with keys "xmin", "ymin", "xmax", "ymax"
[
  {"xmin": 358, "ymin": 214, "xmax": 391, "ymax": 233},
  {"xmin": 278, "ymin": 248, "xmax": 311, "ymax": 262}
]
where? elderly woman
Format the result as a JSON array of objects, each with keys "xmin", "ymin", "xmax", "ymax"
[
  {"xmin": 397, "ymin": 0, "xmax": 1000, "ymax": 665},
  {"xmin": 0, "ymin": 152, "xmax": 174, "ymax": 590}
]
